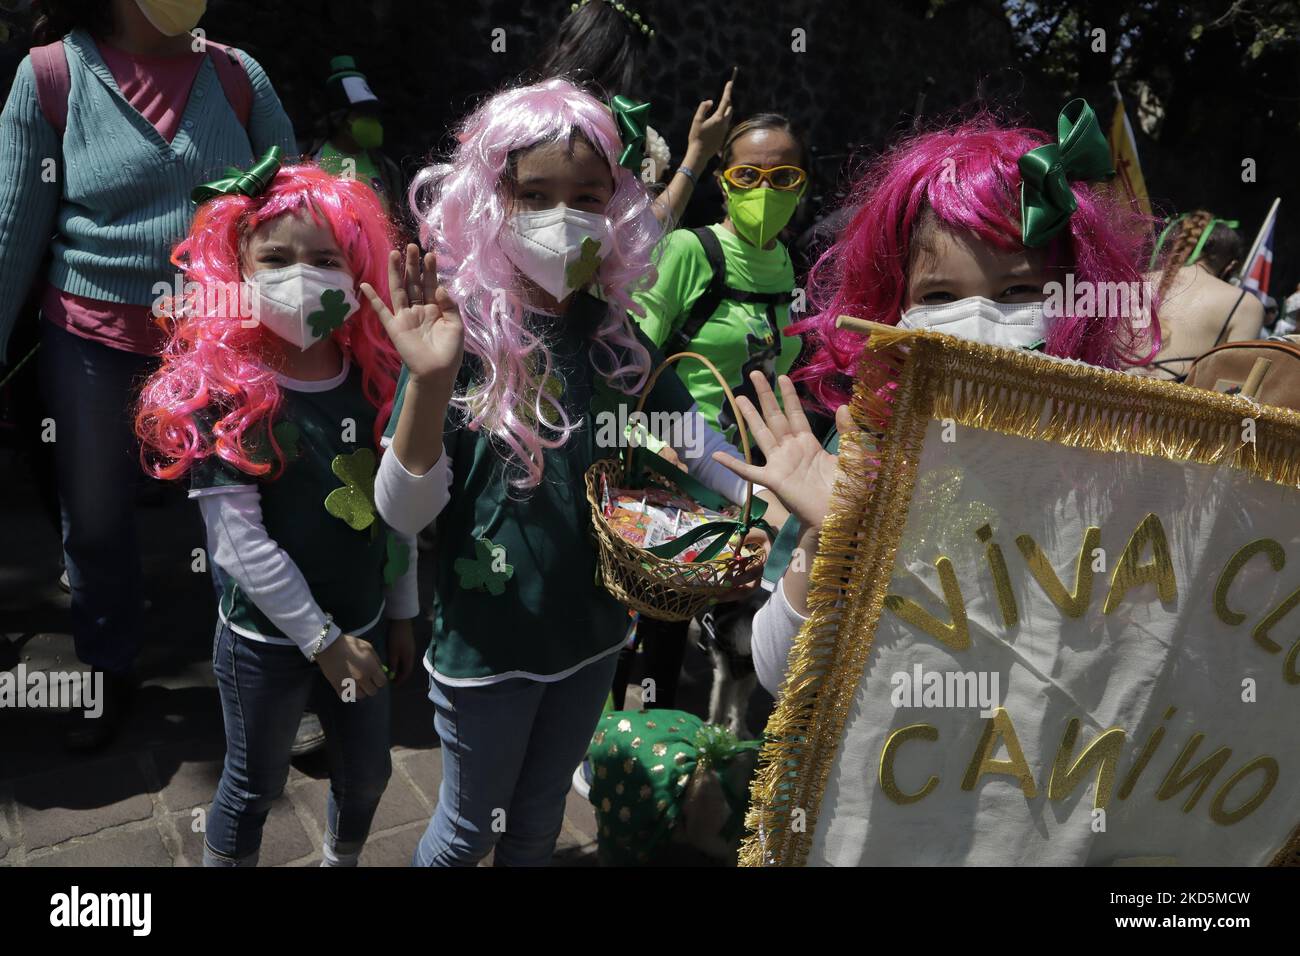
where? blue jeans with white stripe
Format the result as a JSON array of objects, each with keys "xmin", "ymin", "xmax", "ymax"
[{"xmin": 203, "ymin": 619, "xmax": 391, "ymax": 866}]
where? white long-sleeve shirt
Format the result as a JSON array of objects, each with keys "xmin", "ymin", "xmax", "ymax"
[
  {"xmin": 197, "ymin": 486, "xmax": 418, "ymax": 658},
  {"xmin": 375, "ymin": 403, "xmax": 754, "ymax": 535},
  {"xmin": 751, "ymin": 577, "xmax": 810, "ymax": 697}
]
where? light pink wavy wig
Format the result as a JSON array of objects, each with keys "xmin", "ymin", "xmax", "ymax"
[{"xmin": 408, "ymin": 78, "xmax": 657, "ymax": 489}]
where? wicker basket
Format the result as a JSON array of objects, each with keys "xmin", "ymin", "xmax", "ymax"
[{"xmin": 585, "ymin": 351, "xmax": 766, "ymax": 622}]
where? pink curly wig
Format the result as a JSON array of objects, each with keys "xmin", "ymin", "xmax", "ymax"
[
  {"xmin": 136, "ymin": 164, "xmax": 402, "ymax": 480},
  {"xmin": 409, "ymin": 77, "xmax": 657, "ymax": 489},
  {"xmin": 793, "ymin": 115, "xmax": 1158, "ymax": 412}
]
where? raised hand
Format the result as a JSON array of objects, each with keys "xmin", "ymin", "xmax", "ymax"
[
  {"xmin": 686, "ymin": 71, "xmax": 735, "ymax": 164},
  {"xmin": 712, "ymin": 372, "xmax": 856, "ymax": 530},
  {"xmin": 360, "ymin": 244, "xmax": 464, "ymax": 387}
]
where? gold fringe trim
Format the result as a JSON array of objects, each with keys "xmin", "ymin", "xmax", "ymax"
[
  {"xmin": 1269, "ymin": 821, "xmax": 1300, "ymax": 866},
  {"xmin": 740, "ymin": 330, "xmax": 1300, "ymax": 867}
]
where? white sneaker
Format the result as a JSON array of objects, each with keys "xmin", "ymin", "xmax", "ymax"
[{"xmin": 571, "ymin": 758, "xmax": 593, "ymax": 800}]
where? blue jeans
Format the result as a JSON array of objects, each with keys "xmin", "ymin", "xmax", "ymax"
[
  {"xmin": 413, "ymin": 652, "xmax": 618, "ymax": 867},
  {"xmin": 203, "ymin": 620, "xmax": 392, "ymax": 867},
  {"xmin": 38, "ymin": 321, "xmax": 159, "ymax": 674}
]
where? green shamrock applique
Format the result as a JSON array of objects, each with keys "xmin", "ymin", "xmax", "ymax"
[
  {"xmin": 383, "ymin": 530, "xmax": 410, "ymax": 585},
  {"xmin": 323, "ymin": 447, "xmax": 377, "ymax": 531},
  {"xmin": 565, "ymin": 237, "xmax": 603, "ymax": 291},
  {"xmin": 272, "ymin": 421, "xmax": 301, "ymax": 461},
  {"xmin": 454, "ymin": 537, "xmax": 513, "ymax": 595},
  {"xmin": 307, "ymin": 288, "xmax": 352, "ymax": 340}
]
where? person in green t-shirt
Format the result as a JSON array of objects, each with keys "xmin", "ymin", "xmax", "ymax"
[
  {"xmin": 627, "ymin": 113, "xmax": 808, "ymax": 710},
  {"xmin": 360, "ymin": 79, "xmax": 765, "ymax": 868},
  {"xmin": 634, "ymin": 112, "xmax": 808, "ymax": 441}
]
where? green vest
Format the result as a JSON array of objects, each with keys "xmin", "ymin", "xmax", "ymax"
[
  {"xmin": 192, "ymin": 365, "xmax": 402, "ymax": 638},
  {"xmin": 385, "ymin": 294, "xmax": 695, "ymax": 681}
]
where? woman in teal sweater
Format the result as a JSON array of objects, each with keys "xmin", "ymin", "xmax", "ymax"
[{"xmin": 0, "ymin": 0, "xmax": 295, "ymax": 748}]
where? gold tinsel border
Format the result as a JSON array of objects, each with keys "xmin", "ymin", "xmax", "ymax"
[{"xmin": 740, "ymin": 329, "xmax": 1300, "ymax": 867}]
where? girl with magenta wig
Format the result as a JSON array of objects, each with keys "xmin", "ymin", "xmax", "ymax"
[
  {"xmin": 703, "ymin": 106, "xmax": 1161, "ymax": 699},
  {"xmin": 366, "ymin": 78, "xmax": 755, "ymax": 866},
  {"xmin": 795, "ymin": 111, "xmax": 1156, "ymax": 413},
  {"xmin": 137, "ymin": 159, "xmax": 419, "ymax": 867}
]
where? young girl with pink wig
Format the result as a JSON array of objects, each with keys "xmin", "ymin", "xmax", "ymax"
[
  {"xmin": 136, "ymin": 156, "xmax": 417, "ymax": 867},
  {"xmin": 707, "ymin": 103, "xmax": 1159, "ymax": 697},
  {"xmin": 363, "ymin": 78, "xmax": 757, "ymax": 866}
]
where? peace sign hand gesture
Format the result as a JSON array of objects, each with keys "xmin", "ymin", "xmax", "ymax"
[{"xmin": 360, "ymin": 243, "xmax": 464, "ymax": 387}]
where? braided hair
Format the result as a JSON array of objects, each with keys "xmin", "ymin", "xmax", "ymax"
[{"xmin": 1156, "ymin": 210, "xmax": 1246, "ymax": 299}]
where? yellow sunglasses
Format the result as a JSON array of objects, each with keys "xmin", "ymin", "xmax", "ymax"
[{"xmin": 721, "ymin": 164, "xmax": 807, "ymax": 191}]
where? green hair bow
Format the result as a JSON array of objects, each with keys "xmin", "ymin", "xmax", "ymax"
[
  {"xmin": 191, "ymin": 145, "xmax": 284, "ymax": 205},
  {"xmin": 1018, "ymin": 99, "xmax": 1114, "ymax": 248},
  {"xmin": 610, "ymin": 94, "xmax": 651, "ymax": 173}
]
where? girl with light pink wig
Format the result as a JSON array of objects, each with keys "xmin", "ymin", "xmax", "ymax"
[
  {"xmin": 364, "ymin": 78, "xmax": 757, "ymax": 867},
  {"xmin": 136, "ymin": 160, "xmax": 418, "ymax": 867}
]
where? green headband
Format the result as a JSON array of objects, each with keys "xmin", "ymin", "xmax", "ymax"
[
  {"xmin": 570, "ymin": 0, "xmax": 655, "ymax": 37},
  {"xmin": 1018, "ymin": 99, "xmax": 1115, "ymax": 248},
  {"xmin": 1148, "ymin": 214, "xmax": 1241, "ymax": 270},
  {"xmin": 191, "ymin": 146, "xmax": 283, "ymax": 205}
]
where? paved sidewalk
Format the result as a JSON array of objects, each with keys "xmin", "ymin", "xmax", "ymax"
[{"xmin": 0, "ymin": 446, "xmax": 599, "ymax": 867}]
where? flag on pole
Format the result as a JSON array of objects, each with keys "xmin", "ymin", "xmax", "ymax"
[
  {"xmin": 1239, "ymin": 197, "xmax": 1280, "ymax": 299},
  {"xmin": 1106, "ymin": 82, "xmax": 1153, "ymax": 219}
]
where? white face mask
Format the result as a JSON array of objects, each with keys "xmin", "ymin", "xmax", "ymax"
[
  {"xmin": 504, "ymin": 206, "xmax": 608, "ymax": 301},
  {"xmin": 244, "ymin": 264, "xmax": 360, "ymax": 351},
  {"xmin": 899, "ymin": 296, "xmax": 1047, "ymax": 350}
]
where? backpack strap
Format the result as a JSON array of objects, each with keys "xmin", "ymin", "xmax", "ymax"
[
  {"xmin": 29, "ymin": 40, "xmax": 70, "ymax": 136},
  {"xmin": 202, "ymin": 40, "xmax": 253, "ymax": 131},
  {"xmin": 1212, "ymin": 288, "xmax": 1250, "ymax": 348},
  {"xmin": 666, "ymin": 227, "xmax": 728, "ymax": 355}
]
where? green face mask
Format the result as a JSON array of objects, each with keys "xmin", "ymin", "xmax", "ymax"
[
  {"xmin": 350, "ymin": 115, "xmax": 384, "ymax": 150},
  {"xmin": 724, "ymin": 183, "xmax": 802, "ymax": 248}
]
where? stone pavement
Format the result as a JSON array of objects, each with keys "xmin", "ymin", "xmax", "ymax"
[{"xmin": 0, "ymin": 444, "xmax": 605, "ymax": 867}]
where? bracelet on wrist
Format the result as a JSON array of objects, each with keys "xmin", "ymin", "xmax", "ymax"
[
  {"xmin": 308, "ymin": 614, "xmax": 334, "ymax": 662},
  {"xmin": 677, "ymin": 165, "xmax": 698, "ymax": 186}
]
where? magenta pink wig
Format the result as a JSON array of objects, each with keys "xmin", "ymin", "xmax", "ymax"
[
  {"xmin": 409, "ymin": 77, "xmax": 657, "ymax": 489},
  {"xmin": 136, "ymin": 164, "xmax": 402, "ymax": 480},
  {"xmin": 794, "ymin": 115, "xmax": 1158, "ymax": 412}
]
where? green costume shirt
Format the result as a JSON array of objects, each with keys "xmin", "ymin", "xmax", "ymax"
[
  {"xmin": 191, "ymin": 363, "xmax": 401, "ymax": 639},
  {"xmin": 633, "ymin": 224, "xmax": 801, "ymax": 439},
  {"xmin": 384, "ymin": 293, "xmax": 696, "ymax": 683}
]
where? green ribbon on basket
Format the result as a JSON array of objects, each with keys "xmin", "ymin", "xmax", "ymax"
[
  {"xmin": 630, "ymin": 447, "xmax": 771, "ymax": 564},
  {"xmin": 1017, "ymin": 99, "xmax": 1114, "ymax": 248}
]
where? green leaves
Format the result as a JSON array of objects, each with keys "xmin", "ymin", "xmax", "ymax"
[
  {"xmin": 454, "ymin": 536, "xmax": 513, "ymax": 595},
  {"xmin": 565, "ymin": 237, "xmax": 603, "ymax": 291},
  {"xmin": 307, "ymin": 288, "xmax": 352, "ymax": 340},
  {"xmin": 323, "ymin": 447, "xmax": 377, "ymax": 530}
]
